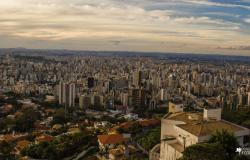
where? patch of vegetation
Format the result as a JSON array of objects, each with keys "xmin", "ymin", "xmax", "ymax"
[
  {"xmin": 134, "ymin": 126, "xmax": 160, "ymax": 151},
  {"xmin": 181, "ymin": 130, "xmax": 244, "ymax": 160},
  {"xmin": 222, "ymin": 109, "xmax": 250, "ymax": 129},
  {"xmin": 22, "ymin": 132, "xmax": 94, "ymax": 160},
  {"xmin": 0, "ymin": 140, "xmax": 15, "ymax": 160},
  {"xmin": 0, "ymin": 108, "xmax": 41, "ymax": 132}
]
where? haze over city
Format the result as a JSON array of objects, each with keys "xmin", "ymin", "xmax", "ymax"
[{"xmin": 0, "ymin": 0, "xmax": 250, "ymax": 55}]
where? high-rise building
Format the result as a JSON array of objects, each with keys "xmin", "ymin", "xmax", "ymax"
[
  {"xmin": 58, "ymin": 82, "xmax": 76, "ymax": 107},
  {"xmin": 69, "ymin": 83, "xmax": 76, "ymax": 107},
  {"xmin": 58, "ymin": 81, "xmax": 63, "ymax": 104},
  {"xmin": 91, "ymin": 95, "xmax": 103, "ymax": 107},
  {"xmin": 132, "ymin": 71, "xmax": 140, "ymax": 87},
  {"xmin": 88, "ymin": 77, "xmax": 95, "ymax": 88},
  {"xmin": 79, "ymin": 95, "xmax": 91, "ymax": 109},
  {"xmin": 132, "ymin": 89, "xmax": 146, "ymax": 109},
  {"xmin": 168, "ymin": 74, "xmax": 177, "ymax": 88},
  {"xmin": 121, "ymin": 92, "xmax": 129, "ymax": 106},
  {"xmin": 248, "ymin": 92, "xmax": 250, "ymax": 106}
]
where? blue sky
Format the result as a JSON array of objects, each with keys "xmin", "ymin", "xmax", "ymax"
[{"xmin": 0, "ymin": 0, "xmax": 249, "ymax": 55}]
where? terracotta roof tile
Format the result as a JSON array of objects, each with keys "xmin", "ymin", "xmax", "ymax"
[
  {"xmin": 98, "ymin": 134, "xmax": 125, "ymax": 145},
  {"xmin": 138, "ymin": 119, "xmax": 160, "ymax": 127},
  {"xmin": 36, "ymin": 134, "xmax": 54, "ymax": 142},
  {"xmin": 16, "ymin": 140, "xmax": 31, "ymax": 151}
]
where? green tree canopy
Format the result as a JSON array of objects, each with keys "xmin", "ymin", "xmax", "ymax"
[
  {"xmin": 208, "ymin": 129, "xmax": 239, "ymax": 158},
  {"xmin": 0, "ymin": 140, "xmax": 15, "ymax": 159},
  {"xmin": 181, "ymin": 130, "xmax": 240, "ymax": 160},
  {"xmin": 52, "ymin": 108, "xmax": 70, "ymax": 124},
  {"xmin": 181, "ymin": 143, "xmax": 226, "ymax": 160},
  {"xmin": 15, "ymin": 108, "xmax": 41, "ymax": 132}
]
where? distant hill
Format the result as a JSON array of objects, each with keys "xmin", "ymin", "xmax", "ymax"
[{"xmin": 0, "ymin": 48, "xmax": 250, "ymax": 64}]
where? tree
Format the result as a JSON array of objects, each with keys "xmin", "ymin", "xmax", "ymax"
[
  {"xmin": 135, "ymin": 127, "xmax": 160, "ymax": 151},
  {"xmin": 0, "ymin": 140, "xmax": 14, "ymax": 159},
  {"xmin": 242, "ymin": 119, "xmax": 250, "ymax": 129},
  {"xmin": 181, "ymin": 143, "xmax": 226, "ymax": 160},
  {"xmin": 42, "ymin": 144, "xmax": 58, "ymax": 160},
  {"xmin": 23, "ymin": 132, "xmax": 93, "ymax": 160},
  {"xmin": 181, "ymin": 130, "xmax": 240, "ymax": 160},
  {"xmin": 14, "ymin": 108, "xmax": 41, "ymax": 132},
  {"xmin": 0, "ymin": 117, "xmax": 16, "ymax": 133},
  {"xmin": 128, "ymin": 122, "xmax": 142, "ymax": 134},
  {"xmin": 222, "ymin": 109, "xmax": 250, "ymax": 129},
  {"xmin": 208, "ymin": 129, "xmax": 239, "ymax": 158},
  {"xmin": 233, "ymin": 155, "xmax": 250, "ymax": 160},
  {"xmin": 52, "ymin": 108, "xmax": 70, "ymax": 124},
  {"xmin": 22, "ymin": 142, "xmax": 49, "ymax": 159}
]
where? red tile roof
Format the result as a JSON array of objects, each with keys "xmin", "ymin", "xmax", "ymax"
[
  {"xmin": 2, "ymin": 134, "xmax": 15, "ymax": 142},
  {"xmin": 98, "ymin": 134, "xmax": 125, "ymax": 145},
  {"xmin": 36, "ymin": 134, "xmax": 54, "ymax": 143},
  {"xmin": 16, "ymin": 140, "xmax": 31, "ymax": 151},
  {"xmin": 110, "ymin": 119, "xmax": 160, "ymax": 133},
  {"xmin": 138, "ymin": 119, "xmax": 160, "ymax": 127}
]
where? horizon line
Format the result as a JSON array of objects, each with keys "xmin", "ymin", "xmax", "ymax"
[{"xmin": 1, "ymin": 47, "xmax": 250, "ymax": 58}]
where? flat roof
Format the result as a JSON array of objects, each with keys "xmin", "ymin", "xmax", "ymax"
[{"xmin": 167, "ymin": 112, "xmax": 203, "ymax": 124}]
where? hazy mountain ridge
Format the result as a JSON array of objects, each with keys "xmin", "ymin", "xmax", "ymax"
[{"xmin": 1, "ymin": 48, "xmax": 250, "ymax": 63}]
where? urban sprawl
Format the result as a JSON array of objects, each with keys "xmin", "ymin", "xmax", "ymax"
[{"xmin": 1, "ymin": 52, "xmax": 250, "ymax": 160}]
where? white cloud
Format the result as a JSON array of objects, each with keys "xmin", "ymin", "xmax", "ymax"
[
  {"xmin": 0, "ymin": 0, "xmax": 249, "ymax": 55},
  {"xmin": 179, "ymin": 0, "xmax": 250, "ymax": 10},
  {"xmin": 245, "ymin": 18, "xmax": 250, "ymax": 23}
]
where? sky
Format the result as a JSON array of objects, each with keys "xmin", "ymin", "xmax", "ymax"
[{"xmin": 0, "ymin": 0, "xmax": 250, "ymax": 55}]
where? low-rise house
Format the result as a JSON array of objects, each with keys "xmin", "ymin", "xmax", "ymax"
[
  {"xmin": 123, "ymin": 113, "xmax": 138, "ymax": 120},
  {"xmin": 15, "ymin": 140, "xmax": 31, "ymax": 154},
  {"xmin": 35, "ymin": 134, "xmax": 54, "ymax": 144},
  {"xmin": 97, "ymin": 134, "xmax": 130, "ymax": 150},
  {"xmin": 138, "ymin": 119, "xmax": 160, "ymax": 127},
  {"xmin": 98, "ymin": 144, "xmax": 138, "ymax": 160},
  {"xmin": 109, "ymin": 119, "xmax": 160, "ymax": 134},
  {"xmin": 67, "ymin": 127, "xmax": 81, "ymax": 134},
  {"xmin": 109, "ymin": 147, "xmax": 126, "ymax": 160},
  {"xmin": 94, "ymin": 121, "xmax": 110, "ymax": 129},
  {"xmin": 0, "ymin": 133, "xmax": 28, "ymax": 143},
  {"xmin": 52, "ymin": 124, "xmax": 63, "ymax": 131}
]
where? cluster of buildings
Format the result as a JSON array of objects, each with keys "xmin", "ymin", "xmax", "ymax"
[
  {"xmin": 1, "ymin": 53, "xmax": 250, "ymax": 159},
  {"xmin": 1, "ymin": 54, "xmax": 250, "ymax": 113}
]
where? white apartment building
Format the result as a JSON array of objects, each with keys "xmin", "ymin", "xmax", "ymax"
[{"xmin": 150, "ymin": 107, "xmax": 249, "ymax": 160}]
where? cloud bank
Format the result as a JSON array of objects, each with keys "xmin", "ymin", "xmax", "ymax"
[{"xmin": 0, "ymin": 0, "xmax": 249, "ymax": 55}]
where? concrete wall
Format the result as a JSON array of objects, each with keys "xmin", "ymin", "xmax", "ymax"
[
  {"xmin": 161, "ymin": 119, "xmax": 185, "ymax": 139},
  {"xmin": 174, "ymin": 126, "xmax": 198, "ymax": 147},
  {"xmin": 169, "ymin": 102, "xmax": 183, "ymax": 113},
  {"xmin": 160, "ymin": 140, "xmax": 183, "ymax": 160},
  {"xmin": 203, "ymin": 108, "xmax": 221, "ymax": 121}
]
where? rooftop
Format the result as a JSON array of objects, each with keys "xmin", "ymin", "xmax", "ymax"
[
  {"xmin": 167, "ymin": 112, "xmax": 203, "ymax": 124},
  {"xmin": 35, "ymin": 134, "xmax": 54, "ymax": 143},
  {"xmin": 98, "ymin": 134, "xmax": 126, "ymax": 145},
  {"xmin": 16, "ymin": 140, "xmax": 31, "ymax": 151},
  {"xmin": 177, "ymin": 120, "xmax": 244, "ymax": 137}
]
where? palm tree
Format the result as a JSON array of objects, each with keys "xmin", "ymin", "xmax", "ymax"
[{"xmin": 208, "ymin": 129, "xmax": 239, "ymax": 158}]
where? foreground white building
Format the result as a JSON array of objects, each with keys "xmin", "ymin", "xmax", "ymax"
[{"xmin": 150, "ymin": 107, "xmax": 250, "ymax": 160}]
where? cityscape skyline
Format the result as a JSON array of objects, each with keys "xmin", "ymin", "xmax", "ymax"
[
  {"xmin": 0, "ymin": 0, "xmax": 250, "ymax": 55},
  {"xmin": 1, "ymin": 53, "xmax": 250, "ymax": 159},
  {"xmin": 1, "ymin": 1, "xmax": 250, "ymax": 159}
]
